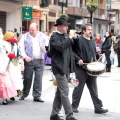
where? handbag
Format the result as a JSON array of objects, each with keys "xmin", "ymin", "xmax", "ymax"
[
  {"xmin": 51, "ymin": 72, "xmax": 79, "ymax": 87},
  {"xmin": 68, "ymin": 73, "xmax": 79, "ymax": 88}
]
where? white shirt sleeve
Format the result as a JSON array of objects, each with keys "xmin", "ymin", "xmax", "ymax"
[{"xmin": 18, "ymin": 35, "xmax": 27, "ymax": 58}]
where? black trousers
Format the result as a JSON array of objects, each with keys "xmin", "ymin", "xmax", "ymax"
[
  {"xmin": 116, "ymin": 50, "xmax": 120, "ymax": 66},
  {"xmin": 72, "ymin": 66, "xmax": 103, "ymax": 109},
  {"xmin": 105, "ymin": 50, "xmax": 111, "ymax": 66}
]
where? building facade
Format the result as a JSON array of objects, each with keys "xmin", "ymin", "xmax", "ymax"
[
  {"xmin": 0, "ymin": 0, "xmax": 119, "ymax": 36},
  {"xmin": 111, "ymin": 0, "xmax": 120, "ymax": 35},
  {"xmin": 0, "ymin": 0, "xmax": 67, "ymax": 34},
  {"xmin": 22, "ymin": 0, "xmax": 68, "ymax": 33},
  {"xmin": 65, "ymin": 0, "xmax": 109, "ymax": 38},
  {"xmin": 0, "ymin": 0, "xmax": 22, "ymax": 33}
]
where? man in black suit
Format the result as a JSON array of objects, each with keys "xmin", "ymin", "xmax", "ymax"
[
  {"xmin": 49, "ymin": 18, "xmax": 80, "ymax": 120},
  {"xmin": 72, "ymin": 23, "xmax": 108, "ymax": 114}
]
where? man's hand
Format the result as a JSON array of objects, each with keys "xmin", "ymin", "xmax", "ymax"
[
  {"xmin": 69, "ymin": 30, "xmax": 77, "ymax": 39},
  {"xmin": 99, "ymin": 54, "xmax": 104, "ymax": 59},
  {"xmin": 77, "ymin": 59, "xmax": 84, "ymax": 65},
  {"xmin": 40, "ymin": 46, "xmax": 46, "ymax": 52},
  {"xmin": 25, "ymin": 56, "xmax": 31, "ymax": 62}
]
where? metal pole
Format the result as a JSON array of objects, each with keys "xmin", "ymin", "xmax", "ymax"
[
  {"xmin": 26, "ymin": 0, "xmax": 28, "ymax": 32},
  {"xmin": 61, "ymin": 2, "xmax": 64, "ymax": 14},
  {"xmin": 46, "ymin": 14, "xmax": 47, "ymax": 32},
  {"xmin": 90, "ymin": 12, "xmax": 93, "ymax": 24}
]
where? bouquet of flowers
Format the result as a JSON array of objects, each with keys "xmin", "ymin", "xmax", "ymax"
[
  {"xmin": 7, "ymin": 37, "xmax": 20, "ymax": 66},
  {"xmin": 7, "ymin": 52, "xmax": 17, "ymax": 69},
  {"xmin": 107, "ymin": 20, "xmax": 114, "ymax": 25}
]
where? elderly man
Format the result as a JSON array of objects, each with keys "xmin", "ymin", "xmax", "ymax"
[
  {"xmin": 49, "ymin": 18, "xmax": 80, "ymax": 120},
  {"xmin": 19, "ymin": 23, "xmax": 47, "ymax": 102}
]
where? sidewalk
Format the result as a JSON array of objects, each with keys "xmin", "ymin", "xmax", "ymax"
[{"xmin": 0, "ymin": 53, "xmax": 120, "ymax": 120}]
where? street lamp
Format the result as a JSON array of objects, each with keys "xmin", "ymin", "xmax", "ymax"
[
  {"xmin": 86, "ymin": 0, "xmax": 98, "ymax": 24},
  {"xmin": 59, "ymin": 0, "xmax": 66, "ymax": 14},
  {"xmin": 107, "ymin": 0, "xmax": 112, "ymax": 32},
  {"xmin": 108, "ymin": 9, "xmax": 112, "ymax": 32}
]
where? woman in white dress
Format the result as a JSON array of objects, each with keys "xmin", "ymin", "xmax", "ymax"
[
  {"xmin": 2, "ymin": 32, "xmax": 23, "ymax": 97},
  {"xmin": 0, "ymin": 43, "xmax": 17, "ymax": 105}
]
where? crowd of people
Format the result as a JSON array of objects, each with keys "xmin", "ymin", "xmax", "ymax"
[{"xmin": 0, "ymin": 15, "xmax": 120, "ymax": 120}]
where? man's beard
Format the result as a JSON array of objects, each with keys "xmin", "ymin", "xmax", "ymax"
[{"xmin": 88, "ymin": 32, "xmax": 92, "ymax": 37}]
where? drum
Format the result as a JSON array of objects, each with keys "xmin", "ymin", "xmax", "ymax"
[{"xmin": 86, "ymin": 62, "xmax": 105, "ymax": 76}]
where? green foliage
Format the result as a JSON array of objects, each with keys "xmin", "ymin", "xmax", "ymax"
[
  {"xmin": 86, "ymin": 0, "xmax": 98, "ymax": 8},
  {"xmin": 59, "ymin": 14, "xmax": 69, "ymax": 20}
]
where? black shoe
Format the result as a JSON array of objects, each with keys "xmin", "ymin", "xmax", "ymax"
[
  {"xmin": 33, "ymin": 98, "xmax": 44, "ymax": 102},
  {"xmin": 72, "ymin": 108, "xmax": 79, "ymax": 113},
  {"xmin": 66, "ymin": 117, "xmax": 78, "ymax": 120},
  {"xmin": 2, "ymin": 99, "xmax": 8, "ymax": 105},
  {"xmin": 95, "ymin": 107, "xmax": 108, "ymax": 114},
  {"xmin": 19, "ymin": 96, "xmax": 26, "ymax": 100},
  {"xmin": 2, "ymin": 102, "xmax": 8, "ymax": 105},
  {"xmin": 50, "ymin": 114, "xmax": 64, "ymax": 120},
  {"xmin": 10, "ymin": 97, "xmax": 15, "ymax": 101}
]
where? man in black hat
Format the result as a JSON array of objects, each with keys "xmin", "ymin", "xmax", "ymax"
[{"xmin": 49, "ymin": 18, "xmax": 80, "ymax": 120}]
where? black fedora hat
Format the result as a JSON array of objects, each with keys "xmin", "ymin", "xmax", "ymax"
[{"xmin": 54, "ymin": 18, "xmax": 70, "ymax": 26}]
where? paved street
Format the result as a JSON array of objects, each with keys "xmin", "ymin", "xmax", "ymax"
[{"xmin": 0, "ymin": 52, "xmax": 120, "ymax": 120}]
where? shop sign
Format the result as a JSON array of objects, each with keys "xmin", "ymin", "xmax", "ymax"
[
  {"xmin": 33, "ymin": 11, "xmax": 42, "ymax": 19},
  {"xmin": 22, "ymin": 6, "xmax": 33, "ymax": 20}
]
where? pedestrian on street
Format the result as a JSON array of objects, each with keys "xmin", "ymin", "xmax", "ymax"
[
  {"xmin": 114, "ymin": 32, "xmax": 120, "ymax": 67},
  {"xmin": 101, "ymin": 31, "xmax": 112, "ymax": 72},
  {"xmin": 72, "ymin": 23, "xmax": 108, "ymax": 114},
  {"xmin": 19, "ymin": 23, "xmax": 47, "ymax": 102},
  {"xmin": 49, "ymin": 18, "xmax": 80, "ymax": 120}
]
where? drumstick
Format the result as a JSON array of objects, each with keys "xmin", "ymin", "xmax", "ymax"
[
  {"xmin": 82, "ymin": 63, "xmax": 89, "ymax": 64},
  {"xmin": 97, "ymin": 58, "xmax": 101, "ymax": 62},
  {"xmin": 83, "ymin": 62, "xmax": 97, "ymax": 65}
]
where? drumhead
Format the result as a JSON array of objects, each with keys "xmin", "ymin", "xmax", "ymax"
[{"xmin": 87, "ymin": 62, "xmax": 105, "ymax": 71}]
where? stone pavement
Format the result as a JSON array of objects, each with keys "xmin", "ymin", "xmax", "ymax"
[{"xmin": 0, "ymin": 52, "xmax": 120, "ymax": 120}]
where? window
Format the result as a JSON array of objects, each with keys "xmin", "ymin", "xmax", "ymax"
[{"xmin": 54, "ymin": 0, "xmax": 59, "ymax": 5}]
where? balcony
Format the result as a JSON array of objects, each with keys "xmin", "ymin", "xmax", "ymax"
[
  {"xmin": 111, "ymin": 2, "xmax": 120, "ymax": 10},
  {"xmin": 66, "ymin": 6, "xmax": 108, "ymax": 20}
]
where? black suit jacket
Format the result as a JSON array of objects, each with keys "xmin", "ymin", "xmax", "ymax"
[
  {"xmin": 49, "ymin": 32, "xmax": 80, "ymax": 75},
  {"xmin": 73, "ymin": 35, "xmax": 96, "ymax": 63}
]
